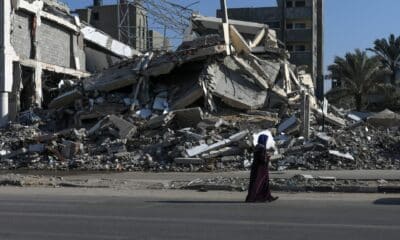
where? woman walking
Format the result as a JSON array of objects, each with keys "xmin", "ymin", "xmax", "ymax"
[{"xmin": 246, "ymin": 134, "xmax": 278, "ymax": 203}]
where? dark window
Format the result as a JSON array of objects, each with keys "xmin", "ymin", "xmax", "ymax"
[
  {"xmin": 295, "ymin": 1, "xmax": 306, "ymax": 7},
  {"xmin": 294, "ymin": 23, "xmax": 306, "ymax": 29},
  {"xmin": 286, "ymin": 23, "xmax": 294, "ymax": 29},
  {"xmin": 93, "ymin": 12, "xmax": 99, "ymax": 21},
  {"xmin": 295, "ymin": 45, "xmax": 306, "ymax": 52},
  {"xmin": 286, "ymin": 1, "xmax": 293, "ymax": 8},
  {"xmin": 266, "ymin": 21, "xmax": 280, "ymax": 28},
  {"xmin": 287, "ymin": 45, "xmax": 294, "ymax": 52}
]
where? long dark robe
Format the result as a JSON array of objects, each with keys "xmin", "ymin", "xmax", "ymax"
[{"xmin": 245, "ymin": 144, "xmax": 272, "ymax": 202}]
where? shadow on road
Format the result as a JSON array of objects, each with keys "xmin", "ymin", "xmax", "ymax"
[
  {"xmin": 373, "ymin": 198, "xmax": 400, "ymax": 205},
  {"xmin": 147, "ymin": 200, "xmax": 247, "ymax": 204}
]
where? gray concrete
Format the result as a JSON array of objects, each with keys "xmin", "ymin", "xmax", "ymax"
[
  {"xmin": 0, "ymin": 190, "xmax": 399, "ymax": 240},
  {"xmin": 4, "ymin": 170, "xmax": 400, "ymax": 182},
  {"xmin": 217, "ymin": 0, "xmax": 324, "ymax": 98},
  {"xmin": 57, "ymin": 170, "xmax": 400, "ymax": 182}
]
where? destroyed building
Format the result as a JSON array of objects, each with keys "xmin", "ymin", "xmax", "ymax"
[
  {"xmin": 0, "ymin": 0, "xmax": 140, "ymax": 127},
  {"xmin": 217, "ymin": 0, "xmax": 324, "ymax": 99},
  {"xmin": 0, "ymin": 1, "xmax": 399, "ymax": 173}
]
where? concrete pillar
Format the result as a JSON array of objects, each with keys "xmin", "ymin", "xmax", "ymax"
[
  {"xmin": 0, "ymin": 92, "xmax": 8, "ymax": 126},
  {"xmin": 301, "ymin": 91, "xmax": 311, "ymax": 140},
  {"xmin": 0, "ymin": 0, "xmax": 15, "ymax": 127},
  {"xmin": 220, "ymin": 0, "xmax": 231, "ymax": 55},
  {"xmin": 34, "ymin": 65, "xmax": 43, "ymax": 107}
]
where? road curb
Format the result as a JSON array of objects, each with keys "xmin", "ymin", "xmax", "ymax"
[
  {"xmin": 178, "ymin": 184, "xmax": 400, "ymax": 193},
  {"xmin": 271, "ymin": 185, "xmax": 396, "ymax": 194}
]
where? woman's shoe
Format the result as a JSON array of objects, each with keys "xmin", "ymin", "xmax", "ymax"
[{"xmin": 268, "ymin": 196, "xmax": 279, "ymax": 202}]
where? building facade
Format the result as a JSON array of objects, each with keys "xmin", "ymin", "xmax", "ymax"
[
  {"xmin": 217, "ymin": 0, "xmax": 324, "ymax": 98},
  {"xmin": 0, "ymin": 0, "xmax": 138, "ymax": 127},
  {"xmin": 75, "ymin": 0, "xmax": 148, "ymax": 51}
]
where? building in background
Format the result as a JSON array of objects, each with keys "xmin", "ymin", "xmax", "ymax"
[
  {"xmin": 75, "ymin": 0, "xmax": 148, "ymax": 51},
  {"xmin": 217, "ymin": 0, "xmax": 324, "ymax": 98},
  {"xmin": 147, "ymin": 30, "xmax": 171, "ymax": 51}
]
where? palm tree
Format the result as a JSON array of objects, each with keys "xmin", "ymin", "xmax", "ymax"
[
  {"xmin": 328, "ymin": 49, "xmax": 387, "ymax": 111},
  {"xmin": 368, "ymin": 34, "xmax": 400, "ymax": 85}
]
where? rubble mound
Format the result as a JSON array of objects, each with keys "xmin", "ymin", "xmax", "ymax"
[{"xmin": 1, "ymin": 15, "xmax": 400, "ymax": 172}]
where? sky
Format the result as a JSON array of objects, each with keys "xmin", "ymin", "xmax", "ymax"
[{"xmin": 62, "ymin": 0, "xmax": 400, "ymax": 73}]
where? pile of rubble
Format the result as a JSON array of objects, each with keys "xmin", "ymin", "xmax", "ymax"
[
  {"xmin": 275, "ymin": 124, "xmax": 400, "ymax": 171},
  {"xmin": 1, "ymin": 15, "xmax": 399, "ymax": 172}
]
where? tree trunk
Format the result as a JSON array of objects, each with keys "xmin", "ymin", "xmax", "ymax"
[{"xmin": 355, "ymin": 94, "xmax": 363, "ymax": 111}]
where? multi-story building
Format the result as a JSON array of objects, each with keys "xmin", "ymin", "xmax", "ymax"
[
  {"xmin": 75, "ymin": 0, "xmax": 148, "ymax": 51},
  {"xmin": 147, "ymin": 30, "xmax": 171, "ymax": 51},
  {"xmin": 217, "ymin": 0, "xmax": 324, "ymax": 98}
]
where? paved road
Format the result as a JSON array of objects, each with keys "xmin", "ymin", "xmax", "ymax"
[{"xmin": 0, "ymin": 190, "xmax": 400, "ymax": 240}]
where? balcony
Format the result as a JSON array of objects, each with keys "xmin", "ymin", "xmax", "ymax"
[
  {"xmin": 286, "ymin": 29, "xmax": 313, "ymax": 42},
  {"xmin": 285, "ymin": 7, "xmax": 313, "ymax": 19},
  {"xmin": 289, "ymin": 51, "xmax": 313, "ymax": 67}
]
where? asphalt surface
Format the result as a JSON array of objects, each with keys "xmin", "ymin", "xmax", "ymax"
[{"xmin": 0, "ymin": 190, "xmax": 400, "ymax": 240}]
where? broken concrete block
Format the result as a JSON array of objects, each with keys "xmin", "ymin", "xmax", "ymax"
[
  {"xmin": 206, "ymin": 58, "xmax": 267, "ymax": 110},
  {"xmin": 171, "ymin": 107, "xmax": 204, "ymax": 129},
  {"xmin": 329, "ymin": 150, "xmax": 355, "ymax": 161},
  {"xmin": 83, "ymin": 63, "xmax": 138, "ymax": 92},
  {"xmin": 49, "ymin": 89, "xmax": 83, "ymax": 109},
  {"xmin": 233, "ymin": 55, "xmax": 269, "ymax": 90},
  {"xmin": 152, "ymin": 92, "xmax": 169, "ymax": 111},
  {"xmin": 284, "ymin": 143, "xmax": 318, "ymax": 154},
  {"xmin": 60, "ymin": 141, "xmax": 82, "ymax": 159},
  {"xmin": 170, "ymin": 86, "xmax": 203, "ymax": 110},
  {"xmin": 202, "ymin": 147, "xmax": 243, "ymax": 159},
  {"xmin": 145, "ymin": 113, "xmax": 175, "ymax": 129},
  {"xmin": 109, "ymin": 115, "xmax": 137, "ymax": 139},
  {"xmin": 347, "ymin": 113, "xmax": 362, "ymax": 122},
  {"xmin": 313, "ymin": 108, "xmax": 346, "ymax": 127},
  {"xmin": 88, "ymin": 118, "xmax": 107, "ymax": 136},
  {"xmin": 316, "ymin": 133, "xmax": 334, "ymax": 145},
  {"xmin": 278, "ymin": 116, "xmax": 297, "ymax": 133},
  {"xmin": 145, "ymin": 62, "xmax": 176, "ymax": 77},
  {"xmin": 249, "ymin": 57, "xmax": 281, "ymax": 86},
  {"xmin": 186, "ymin": 130, "xmax": 249, "ymax": 157},
  {"xmin": 186, "ymin": 144, "xmax": 209, "ymax": 157}
]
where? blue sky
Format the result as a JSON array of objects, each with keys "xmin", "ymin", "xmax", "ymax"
[{"xmin": 62, "ymin": 0, "xmax": 400, "ymax": 72}]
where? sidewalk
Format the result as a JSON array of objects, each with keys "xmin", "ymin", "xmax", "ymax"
[
  {"xmin": 58, "ymin": 170, "xmax": 400, "ymax": 182},
  {"xmin": 0, "ymin": 170, "xmax": 399, "ymax": 193}
]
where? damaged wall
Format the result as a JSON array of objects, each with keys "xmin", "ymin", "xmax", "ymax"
[
  {"xmin": 7, "ymin": 0, "xmax": 88, "ymax": 115},
  {"xmin": 0, "ymin": 0, "xmax": 139, "ymax": 126},
  {"xmin": 11, "ymin": 1, "xmax": 86, "ymax": 70}
]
